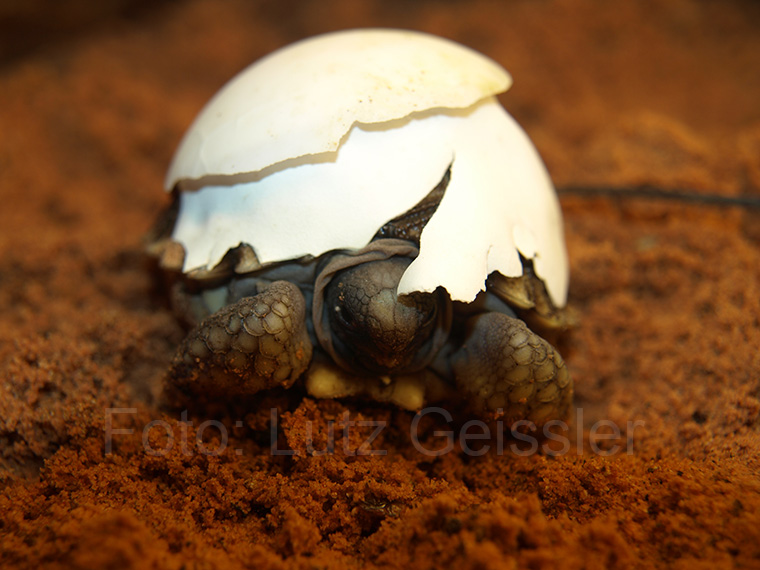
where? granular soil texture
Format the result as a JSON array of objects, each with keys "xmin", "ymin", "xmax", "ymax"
[{"xmin": 1, "ymin": 1, "xmax": 759, "ymax": 568}]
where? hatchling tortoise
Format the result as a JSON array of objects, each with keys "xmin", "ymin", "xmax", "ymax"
[{"xmin": 149, "ymin": 29, "xmax": 574, "ymax": 425}]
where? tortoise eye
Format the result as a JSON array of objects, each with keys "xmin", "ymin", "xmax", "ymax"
[{"xmin": 332, "ymin": 304, "xmax": 356, "ymax": 331}]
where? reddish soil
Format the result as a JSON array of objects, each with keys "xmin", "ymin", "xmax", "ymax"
[{"xmin": 1, "ymin": 1, "xmax": 759, "ymax": 568}]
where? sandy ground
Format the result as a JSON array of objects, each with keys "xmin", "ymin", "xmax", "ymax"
[{"xmin": 1, "ymin": 0, "xmax": 760, "ymax": 568}]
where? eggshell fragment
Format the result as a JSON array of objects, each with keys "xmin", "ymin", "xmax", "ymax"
[
  {"xmin": 165, "ymin": 28, "xmax": 510, "ymax": 189},
  {"xmin": 397, "ymin": 99, "xmax": 569, "ymax": 307},
  {"xmin": 166, "ymin": 28, "xmax": 568, "ymax": 307},
  {"xmin": 172, "ymin": 115, "xmax": 454, "ymax": 274}
]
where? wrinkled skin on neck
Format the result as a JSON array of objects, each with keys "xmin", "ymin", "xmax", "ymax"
[{"xmin": 324, "ymin": 256, "xmax": 440, "ymax": 375}]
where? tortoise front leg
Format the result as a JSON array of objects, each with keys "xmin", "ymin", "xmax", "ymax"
[
  {"xmin": 166, "ymin": 281, "xmax": 313, "ymax": 399},
  {"xmin": 450, "ymin": 312, "xmax": 572, "ymax": 426}
]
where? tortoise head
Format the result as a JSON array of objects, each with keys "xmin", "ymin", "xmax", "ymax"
[{"xmin": 324, "ymin": 256, "xmax": 440, "ymax": 375}]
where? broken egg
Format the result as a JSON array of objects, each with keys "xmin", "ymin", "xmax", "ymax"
[{"xmin": 165, "ymin": 28, "xmax": 568, "ymax": 307}]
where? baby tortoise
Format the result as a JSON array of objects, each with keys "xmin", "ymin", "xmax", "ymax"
[{"xmin": 149, "ymin": 29, "xmax": 574, "ymax": 426}]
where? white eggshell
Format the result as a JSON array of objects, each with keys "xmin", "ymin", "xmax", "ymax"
[
  {"xmin": 165, "ymin": 28, "xmax": 510, "ymax": 189},
  {"xmin": 173, "ymin": 115, "xmax": 455, "ymax": 272},
  {"xmin": 167, "ymin": 29, "xmax": 569, "ymax": 307},
  {"xmin": 396, "ymin": 99, "xmax": 569, "ymax": 307}
]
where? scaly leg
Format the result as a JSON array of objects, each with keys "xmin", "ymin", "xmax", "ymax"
[
  {"xmin": 166, "ymin": 281, "xmax": 313, "ymax": 399},
  {"xmin": 451, "ymin": 312, "xmax": 572, "ymax": 426}
]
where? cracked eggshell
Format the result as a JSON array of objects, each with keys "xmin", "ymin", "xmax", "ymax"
[
  {"xmin": 166, "ymin": 28, "xmax": 569, "ymax": 307},
  {"xmin": 165, "ymin": 28, "xmax": 510, "ymax": 188}
]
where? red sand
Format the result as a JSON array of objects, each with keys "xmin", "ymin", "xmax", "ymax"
[{"xmin": 1, "ymin": 1, "xmax": 759, "ymax": 568}]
